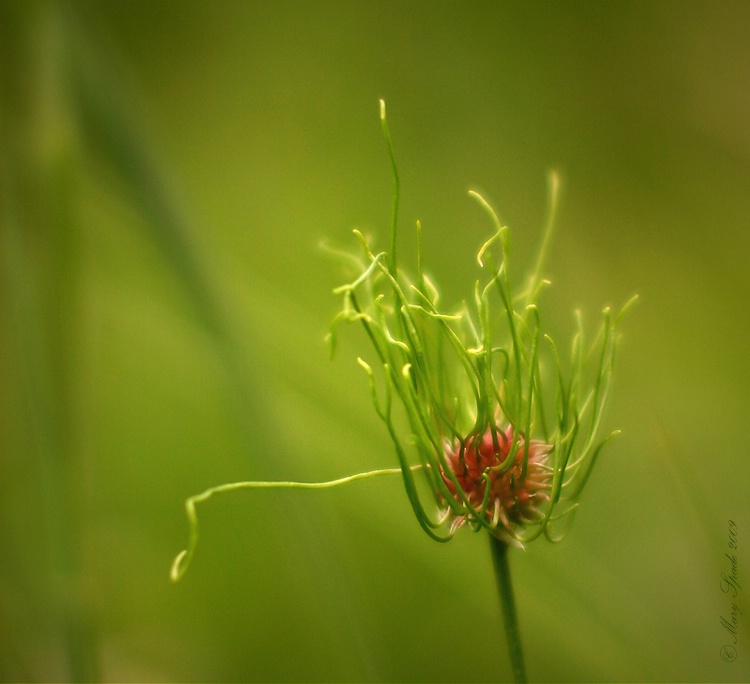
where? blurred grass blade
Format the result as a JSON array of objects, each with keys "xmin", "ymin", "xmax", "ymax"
[{"xmin": 65, "ymin": 10, "xmax": 269, "ymax": 451}]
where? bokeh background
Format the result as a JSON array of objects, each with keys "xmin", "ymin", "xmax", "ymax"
[{"xmin": 2, "ymin": 1, "xmax": 749, "ymax": 682}]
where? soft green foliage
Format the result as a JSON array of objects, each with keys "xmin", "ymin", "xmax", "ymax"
[{"xmin": 328, "ymin": 101, "xmax": 637, "ymax": 546}]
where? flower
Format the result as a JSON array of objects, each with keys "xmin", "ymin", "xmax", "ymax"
[
  {"xmin": 170, "ymin": 101, "xmax": 635, "ymax": 586},
  {"xmin": 442, "ymin": 425, "xmax": 551, "ymax": 540},
  {"xmin": 327, "ymin": 100, "xmax": 635, "ymax": 547}
]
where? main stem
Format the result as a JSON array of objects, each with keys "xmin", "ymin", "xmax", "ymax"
[{"xmin": 489, "ymin": 534, "xmax": 527, "ymax": 683}]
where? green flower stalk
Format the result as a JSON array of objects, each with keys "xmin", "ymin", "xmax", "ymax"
[{"xmin": 170, "ymin": 100, "xmax": 635, "ymax": 683}]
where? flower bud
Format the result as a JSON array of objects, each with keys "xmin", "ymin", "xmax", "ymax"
[{"xmin": 442, "ymin": 425, "xmax": 551, "ymax": 539}]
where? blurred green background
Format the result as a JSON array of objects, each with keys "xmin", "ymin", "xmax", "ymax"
[{"xmin": 1, "ymin": 1, "xmax": 749, "ymax": 681}]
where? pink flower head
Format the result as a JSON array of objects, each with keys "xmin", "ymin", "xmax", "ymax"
[{"xmin": 442, "ymin": 425, "xmax": 551, "ymax": 538}]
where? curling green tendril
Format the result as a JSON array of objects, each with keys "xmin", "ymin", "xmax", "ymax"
[{"xmin": 170, "ymin": 465, "xmax": 423, "ymax": 582}]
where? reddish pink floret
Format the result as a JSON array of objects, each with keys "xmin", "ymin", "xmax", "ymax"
[{"xmin": 441, "ymin": 425, "xmax": 551, "ymax": 532}]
